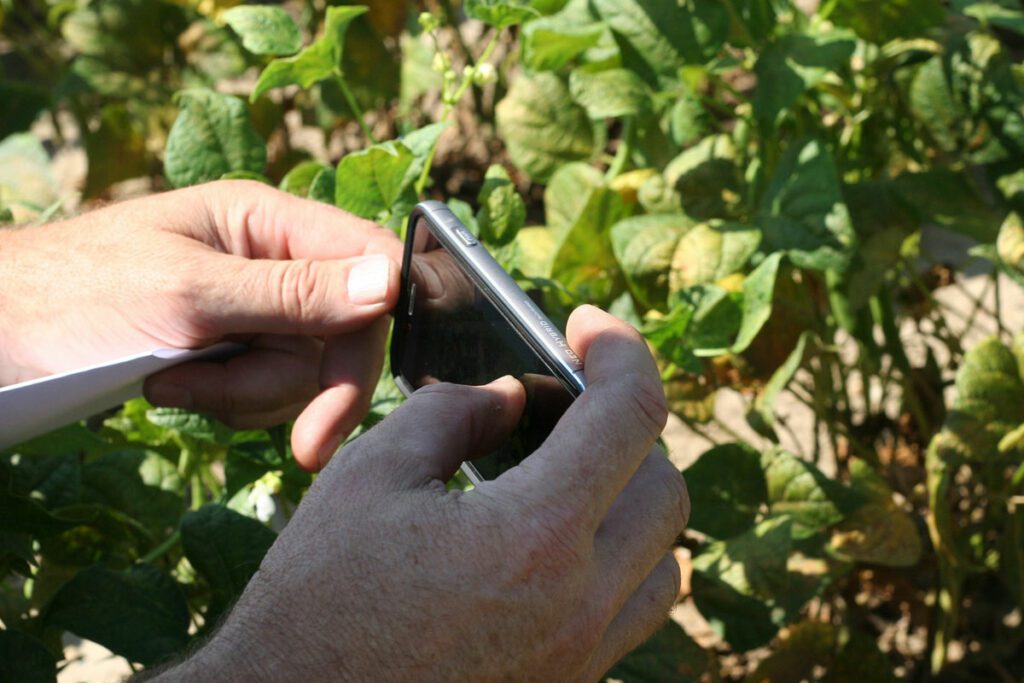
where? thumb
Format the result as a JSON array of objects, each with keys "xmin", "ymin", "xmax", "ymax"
[
  {"xmin": 339, "ymin": 377, "xmax": 527, "ymax": 489},
  {"xmin": 198, "ymin": 253, "xmax": 400, "ymax": 337}
]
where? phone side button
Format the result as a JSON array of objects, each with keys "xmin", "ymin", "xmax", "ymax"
[{"xmin": 453, "ymin": 226, "xmax": 478, "ymax": 246}]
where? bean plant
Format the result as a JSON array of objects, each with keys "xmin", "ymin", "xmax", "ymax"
[{"xmin": 2, "ymin": 0, "xmax": 1024, "ymax": 680}]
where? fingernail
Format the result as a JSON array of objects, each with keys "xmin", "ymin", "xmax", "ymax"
[
  {"xmin": 147, "ymin": 383, "xmax": 193, "ymax": 410},
  {"xmin": 347, "ymin": 256, "xmax": 390, "ymax": 306}
]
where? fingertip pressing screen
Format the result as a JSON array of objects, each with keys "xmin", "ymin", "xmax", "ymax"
[{"xmin": 393, "ymin": 215, "xmax": 576, "ymax": 481}]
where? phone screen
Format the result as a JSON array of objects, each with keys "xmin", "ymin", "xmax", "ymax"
[{"xmin": 395, "ymin": 221, "xmax": 576, "ymax": 480}]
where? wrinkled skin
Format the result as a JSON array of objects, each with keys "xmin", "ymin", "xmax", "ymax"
[
  {"xmin": 1, "ymin": 185, "xmax": 689, "ymax": 680},
  {"xmin": 159, "ymin": 307, "xmax": 689, "ymax": 683},
  {"xmin": 0, "ymin": 181, "xmax": 402, "ymax": 469}
]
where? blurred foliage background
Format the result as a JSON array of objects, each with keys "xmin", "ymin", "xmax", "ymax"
[{"xmin": 3, "ymin": 0, "xmax": 1024, "ymax": 681}]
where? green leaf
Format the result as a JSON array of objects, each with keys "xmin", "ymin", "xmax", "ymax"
[
  {"xmin": 611, "ymin": 214, "xmax": 693, "ymax": 310},
  {"xmin": 664, "ymin": 134, "xmax": 741, "ymax": 220},
  {"xmin": 675, "ymin": 284, "xmax": 743, "ymax": 355},
  {"xmin": 828, "ymin": 460, "xmax": 923, "ymax": 567},
  {"xmin": 45, "ymin": 563, "xmax": 189, "ymax": 666},
  {"xmin": 724, "ymin": 0, "xmax": 777, "ymax": 45},
  {"xmin": 752, "ymin": 31, "xmax": 856, "ymax": 125},
  {"xmin": 79, "ymin": 451, "xmax": 184, "ymax": 539},
  {"xmin": 496, "ymin": 72, "xmax": 595, "ymax": 183},
  {"xmin": 592, "ymin": 0, "xmax": 729, "ymax": 85},
  {"xmin": 476, "ymin": 164, "xmax": 526, "ymax": 245},
  {"xmin": 891, "ymin": 170, "xmax": 1003, "ymax": 243},
  {"xmin": 0, "ymin": 630, "xmax": 56, "ymax": 683},
  {"xmin": 308, "ymin": 166, "xmax": 337, "ymax": 204},
  {"xmin": 222, "ymin": 5, "xmax": 302, "ymax": 56},
  {"xmin": 83, "ymin": 104, "xmax": 148, "ymax": 197},
  {"xmin": 961, "ymin": 1, "xmax": 1024, "ymax": 35},
  {"xmin": 521, "ymin": 14, "xmax": 604, "ymax": 71},
  {"xmin": 691, "ymin": 570, "xmax": 779, "ymax": 652},
  {"xmin": 933, "ymin": 337, "xmax": 1024, "ymax": 463},
  {"xmin": 0, "ymin": 133, "xmax": 60, "ymax": 216},
  {"xmin": 251, "ymin": 5, "xmax": 368, "ymax": 101},
  {"xmin": 669, "ymin": 221, "xmax": 761, "ymax": 291},
  {"xmin": 0, "ymin": 80, "xmax": 50, "ymax": 140},
  {"xmin": 146, "ymin": 408, "xmax": 232, "ymax": 444},
  {"xmin": 164, "ymin": 89, "xmax": 266, "ymax": 189},
  {"xmin": 683, "ymin": 443, "xmax": 767, "ymax": 539},
  {"xmin": 761, "ymin": 448, "xmax": 862, "ymax": 538},
  {"xmin": 279, "ymin": 160, "xmax": 329, "ymax": 197},
  {"xmin": 827, "ymin": 0, "xmax": 946, "ymax": 44},
  {"xmin": 335, "ymin": 140, "xmax": 414, "ymax": 221},
  {"xmin": 550, "ymin": 186, "xmax": 632, "ymax": 303},
  {"xmin": 747, "ymin": 621, "xmax": 837, "ymax": 683},
  {"xmin": 748, "ymin": 331, "xmax": 810, "ymax": 438},
  {"xmin": 181, "ymin": 505, "xmax": 276, "ymax": 620},
  {"xmin": 693, "ymin": 516, "xmax": 792, "ymax": 599},
  {"xmin": 568, "ymin": 67, "xmax": 650, "ymax": 118},
  {"xmin": 997, "ymin": 211, "xmax": 1024, "ymax": 274},
  {"xmin": 607, "ymin": 620, "xmax": 712, "ymax": 682},
  {"xmin": 465, "ymin": 0, "xmax": 540, "ymax": 27},
  {"xmin": 732, "ymin": 251, "xmax": 784, "ymax": 353},
  {"xmin": 544, "ymin": 162, "xmax": 605, "ymax": 233},
  {"xmin": 400, "ymin": 122, "xmax": 448, "ymax": 189},
  {"xmin": 757, "ymin": 139, "xmax": 856, "ymax": 271},
  {"xmin": 909, "ymin": 55, "xmax": 968, "ymax": 155}
]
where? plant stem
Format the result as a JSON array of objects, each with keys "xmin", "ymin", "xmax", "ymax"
[
  {"xmin": 415, "ymin": 30, "xmax": 502, "ymax": 197},
  {"xmin": 605, "ymin": 115, "xmax": 636, "ymax": 181},
  {"xmin": 334, "ymin": 72, "xmax": 376, "ymax": 144},
  {"xmin": 141, "ymin": 530, "xmax": 181, "ymax": 564}
]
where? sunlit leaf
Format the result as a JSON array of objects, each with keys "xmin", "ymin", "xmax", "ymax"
[
  {"xmin": 669, "ymin": 221, "xmax": 760, "ymax": 292},
  {"xmin": 612, "ymin": 214, "xmax": 692, "ymax": 310},
  {"xmin": 164, "ymin": 89, "xmax": 266, "ymax": 188},
  {"xmin": 222, "ymin": 5, "xmax": 301, "ymax": 56},
  {"xmin": 251, "ymin": 6, "xmax": 368, "ymax": 101},
  {"xmin": 732, "ymin": 251, "xmax": 783, "ymax": 353},
  {"xmin": 335, "ymin": 140, "xmax": 414, "ymax": 221},
  {"xmin": 477, "ymin": 164, "xmax": 526, "ymax": 245},
  {"xmin": 465, "ymin": 0, "xmax": 540, "ymax": 28},
  {"xmin": 752, "ymin": 31, "xmax": 855, "ymax": 125},
  {"xmin": 569, "ymin": 67, "xmax": 650, "ymax": 118},
  {"xmin": 761, "ymin": 447, "xmax": 862, "ymax": 538},
  {"xmin": 496, "ymin": 73, "xmax": 595, "ymax": 182},
  {"xmin": 757, "ymin": 139, "xmax": 856, "ymax": 271}
]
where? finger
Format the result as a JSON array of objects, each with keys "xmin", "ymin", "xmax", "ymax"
[
  {"xmin": 338, "ymin": 377, "xmax": 526, "ymax": 490},
  {"xmin": 594, "ymin": 449, "xmax": 689, "ymax": 606},
  {"xmin": 144, "ymin": 335, "xmax": 322, "ymax": 417},
  {"xmin": 291, "ymin": 318, "xmax": 390, "ymax": 471},
  {"xmin": 583, "ymin": 552, "xmax": 682, "ymax": 683},
  {"xmin": 192, "ymin": 180, "xmax": 404, "ymax": 263},
  {"xmin": 514, "ymin": 305, "xmax": 668, "ymax": 524},
  {"xmin": 210, "ymin": 401, "xmax": 311, "ymax": 431},
  {"xmin": 191, "ymin": 251, "xmax": 400, "ymax": 338}
]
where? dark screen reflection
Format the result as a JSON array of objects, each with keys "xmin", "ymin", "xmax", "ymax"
[{"xmin": 398, "ymin": 231, "xmax": 575, "ymax": 480}]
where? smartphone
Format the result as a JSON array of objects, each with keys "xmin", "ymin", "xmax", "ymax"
[{"xmin": 390, "ymin": 201, "xmax": 586, "ymax": 483}]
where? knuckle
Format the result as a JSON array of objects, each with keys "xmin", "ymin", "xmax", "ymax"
[
  {"xmin": 513, "ymin": 504, "xmax": 589, "ymax": 578},
  {"xmin": 621, "ymin": 372, "xmax": 669, "ymax": 440},
  {"xmin": 277, "ymin": 259, "xmax": 326, "ymax": 326},
  {"xmin": 658, "ymin": 463, "xmax": 690, "ymax": 534}
]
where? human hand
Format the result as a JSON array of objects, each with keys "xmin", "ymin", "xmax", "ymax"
[
  {"xmin": 0, "ymin": 181, "xmax": 402, "ymax": 469},
  {"xmin": 167, "ymin": 306, "xmax": 689, "ymax": 683}
]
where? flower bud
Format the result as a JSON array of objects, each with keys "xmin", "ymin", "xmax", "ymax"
[
  {"xmin": 473, "ymin": 62, "xmax": 497, "ymax": 86},
  {"xmin": 418, "ymin": 11, "xmax": 439, "ymax": 32}
]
